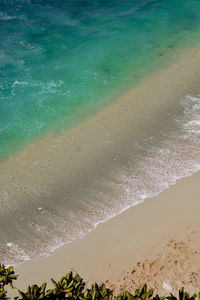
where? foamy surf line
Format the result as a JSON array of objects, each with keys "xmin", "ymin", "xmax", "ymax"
[
  {"xmin": 4, "ymin": 94, "xmax": 200, "ymax": 267},
  {"xmin": 1, "ymin": 46, "xmax": 200, "ymax": 267}
]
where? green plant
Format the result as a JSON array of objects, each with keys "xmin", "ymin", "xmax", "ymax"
[
  {"xmin": 0, "ymin": 265, "xmax": 18, "ymax": 289},
  {"xmin": 46, "ymin": 272, "xmax": 85, "ymax": 299},
  {"xmin": 0, "ymin": 264, "xmax": 199, "ymax": 300},
  {"xmin": 166, "ymin": 288, "xmax": 197, "ymax": 300},
  {"xmin": 83, "ymin": 283, "xmax": 112, "ymax": 300},
  {"xmin": 0, "ymin": 287, "xmax": 9, "ymax": 300},
  {"xmin": 114, "ymin": 283, "xmax": 161, "ymax": 300},
  {"xmin": 17, "ymin": 283, "xmax": 47, "ymax": 300},
  {"xmin": 0, "ymin": 264, "xmax": 18, "ymax": 300}
]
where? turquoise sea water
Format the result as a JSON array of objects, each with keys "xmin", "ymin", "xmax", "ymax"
[{"xmin": 1, "ymin": 0, "xmax": 200, "ymax": 160}]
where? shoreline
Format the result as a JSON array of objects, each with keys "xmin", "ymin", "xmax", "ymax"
[
  {"xmin": 0, "ymin": 37, "xmax": 199, "ymax": 164},
  {"xmin": 1, "ymin": 44, "xmax": 200, "ymax": 168},
  {"xmin": 1, "ymin": 44, "xmax": 200, "ymax": 274},
  {"xmin": 13, "ymin": 170, "xmax": 200, "ymax": 296}
]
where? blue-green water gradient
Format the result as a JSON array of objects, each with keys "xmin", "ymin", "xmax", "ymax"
[{"xmin": 1, "ymin": 0, "xmax": 200, "ymax": 160}]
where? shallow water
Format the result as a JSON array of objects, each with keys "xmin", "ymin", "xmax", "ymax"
[
  {"xmin": 1, "ymin": 0, "xmax": 200, "ymax": 266},
  {"xmin": 1, "ymin": 0, "xmax": 200, "ymax": 159}
]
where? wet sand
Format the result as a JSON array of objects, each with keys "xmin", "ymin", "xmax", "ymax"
[
  {"xmin": 1, "ymin": 45, "xmax": 200, "ymax": 296},
  {"xmin": 13, "ymin": 170, "xmax": 200, "ymax": 296}
]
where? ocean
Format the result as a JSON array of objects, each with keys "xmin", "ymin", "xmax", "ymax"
[{"xmin": 1, "ymin": 0, "xmax": 200, "ymax": 266}]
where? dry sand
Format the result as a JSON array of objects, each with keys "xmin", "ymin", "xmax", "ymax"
[
  {"xmin": 13, "ymin": 171, "xmax": 200, "ymax": 296},
  {"xmin": 109, "ymin": 237, "xmax": 200, "ymax": 296}
]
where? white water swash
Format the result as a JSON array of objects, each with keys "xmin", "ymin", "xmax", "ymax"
[{"xmin": 1, "ymin": 91, "xmax": 200, "ymax": 266}]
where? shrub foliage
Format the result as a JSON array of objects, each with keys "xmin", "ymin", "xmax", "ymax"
[{"xmin": 0, "ymin": 264, "xmax": 199, "ymax": 300}]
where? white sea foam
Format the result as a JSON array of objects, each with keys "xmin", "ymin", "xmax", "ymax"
[
  {"xmin": 0, "ymin": 12, "xmax": 17, "ymax": 21},
  {"xmin": 2, "ymin": 94, "xmax": 200, "ymax": 267},
  {"xmin": 12, "ymin": 81, "xmax": 28, "ymax": 87}
]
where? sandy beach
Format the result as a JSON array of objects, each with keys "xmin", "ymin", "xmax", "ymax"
[
  {"xmin": 14, "ymin": 170, "xmax": 200, "ymax": 296},
  {"xmin": 1, "ymin": 44, "xmax": 200, "ymax": 297}
]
